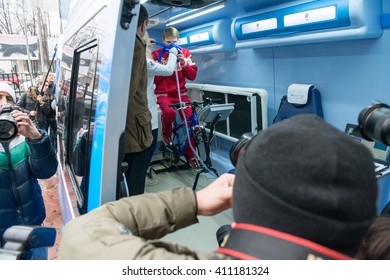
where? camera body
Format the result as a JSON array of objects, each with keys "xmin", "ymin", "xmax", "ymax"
[
  {"xmin": 358, "ymin": 103, "xmax": 390, "ymax": 146},
  {"xmin": 0, "ymin": 103, "xmax": 18, "ymax": 141},
  {"xmin": 230, "ymin": 102, "xmax": 390, "ymax": 166}
]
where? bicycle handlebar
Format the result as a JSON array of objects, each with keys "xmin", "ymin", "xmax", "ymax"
[
  {"xmin": 168, "ymin": 102, "xmax": 185, "ymax": 108},
  {"xmin": 204, "ymin": 97, "xmax": 221, "ymax": 105},
  {"xmin": 168, "ymin": 98, "xmax": 222, "ymax": 109}
]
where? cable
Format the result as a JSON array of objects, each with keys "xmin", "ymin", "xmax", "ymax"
[
  {"xmin": 174, "ymin": 66, "xmax": 198, "ymax": 161},
  {"xmin": 173, "ymin": 65, "xmax": 217, "ymax": 179}
]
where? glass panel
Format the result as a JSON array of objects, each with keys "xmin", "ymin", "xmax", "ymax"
[
  {"xmin": 67, "ymin": 45, "xmax": 99, "ymax": 214},
  {"xmin": 227, "ymin": 94, "xmax": 252, "ymax": 138},
  {"xmin": 56, "ymin": 5, "xmax": 107, "ymax": 216}
]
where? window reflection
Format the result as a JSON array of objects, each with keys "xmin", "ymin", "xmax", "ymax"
[{"xmin": 66, "ymin": 45, "xmax": 98, "ymax": 215}]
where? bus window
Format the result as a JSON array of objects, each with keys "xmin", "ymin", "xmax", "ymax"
[{"xmin": 67, "ymin": 44, "xmax": 99, "ymax": 214}]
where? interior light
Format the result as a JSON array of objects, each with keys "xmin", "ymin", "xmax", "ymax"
[
  {"xmin": 140, "ymin": 0, "xmax": 148, "ymax": 4},
  {"xmin": 242, "ymin": 18, "xmax": 278, "ymax": 34},
  {"xmin": 284, "ymin": 6, "xmax": 336, "ymax": 27},
  {"xmin": 168, "ymin": 8, "xmax": 198, "ymax": 22},
  {"xmin": 166, "ymin": 3, "xmax": 225, "ymax": 26}
]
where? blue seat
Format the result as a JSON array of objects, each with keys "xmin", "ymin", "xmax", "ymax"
[{"xmin": 273, "ymin": 84, "xmax": 323, "ymax": 124}]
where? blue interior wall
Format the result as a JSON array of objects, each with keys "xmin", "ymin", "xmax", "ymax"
[
  {"xmin": 181, "ymin": 1, "xmax": 390, "ymax": 131},
  {"xmin": 147, "ymin": 1, "xmax": 390, "ymax": 212}
]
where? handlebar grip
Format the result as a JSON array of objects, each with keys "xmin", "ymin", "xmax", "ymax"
[
  {"xmin": 168, "ymin": 102, "xmax": 183, "ymax": 108},
  {"xmin": 204, "ymin": 98, "xmax": 222, "ymax": 105}
]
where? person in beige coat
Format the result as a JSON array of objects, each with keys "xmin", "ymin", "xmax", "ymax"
[
  {"xmin": 123, "ymin": 4, "xmax": 153, "ymax": 196},
  {"xmin": 58, "ymin": 115, "xmax": 378, "ymax": 260}
]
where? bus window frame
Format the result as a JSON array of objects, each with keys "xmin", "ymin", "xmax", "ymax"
[{"xmin": 65, "ymin": 39, "xmax": 99, "ymax": 212}]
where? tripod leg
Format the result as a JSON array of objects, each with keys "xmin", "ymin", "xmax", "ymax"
[
  {"xmin": 193, "ymin": 169, "xmax": 205, "ymax": 191},
  {"xmin": 210, "ymin": 167, "xmax": 219, "ymax": 177}
]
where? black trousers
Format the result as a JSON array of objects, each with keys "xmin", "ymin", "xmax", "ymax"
[{"xmin": 124, "ymin": 150, "xmax": 148, "ymax": 196}]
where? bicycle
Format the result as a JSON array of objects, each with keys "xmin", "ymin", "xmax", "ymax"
[{"xmin": 156, "ymin": 98, "xmax": 222, "ymax": 190}]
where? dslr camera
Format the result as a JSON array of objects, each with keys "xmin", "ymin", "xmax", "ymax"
[
  {"xmin": 0, "ymin": 103, "xmax": 18, "ymax": 141},
  {"xmin": 229, "ymin": 101, "xmax": 390, "ymax": 166},
  {"xmin": 229, "ymin": 132, "xmax": 255, "ymax": 167},
  {"xmin": 358, "ymin": 102, "xmax": 390, "ymax": 146}
]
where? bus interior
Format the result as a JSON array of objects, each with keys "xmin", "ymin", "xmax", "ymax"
[{"xmin": 53, "ymin": 0, "xmax": 390, "ymax": 253}]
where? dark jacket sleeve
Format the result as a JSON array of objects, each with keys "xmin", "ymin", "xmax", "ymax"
[
  {"xmin": 58, "ymin": 95, "xmax": 68, "ymax": 122},
  {"xmin": 40, "ymin": 101, "xmax": 53, "ymax": 115},
  {"xmin": 16, "ymin": 92, "xmax": 29, "ymax": 114},
  {"xmin": 27, "ymin": 130, "xmax": 58, "ymax": 179}
]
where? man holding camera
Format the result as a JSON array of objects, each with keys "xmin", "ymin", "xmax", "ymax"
[
  {"xmin": 59, "ymin": 114, "xmax": 378, "ymax": 260},
  {"xmin": 0, "ymin": 82, "xmax": 58, "ymax": 259}
]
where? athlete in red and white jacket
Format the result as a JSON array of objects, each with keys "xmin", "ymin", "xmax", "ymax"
[{"xmin": 151, "ymin": 27, "xmax": 198, "ymax": 167}]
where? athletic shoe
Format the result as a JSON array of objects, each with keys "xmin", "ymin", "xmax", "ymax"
[
  {"xmin": 187, "ymin": 157, "xmax": 200, "ymax": 169},
  {"xmin": 162, "ymin": 135, "xmax": 170, "ymax": 146},
  {"xmin": 145, "ymin": 176, "xmax": 159, "ymax": 186}
]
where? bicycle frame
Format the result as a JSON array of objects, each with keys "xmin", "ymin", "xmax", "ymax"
[
  {"xmin": 162, "ymin": 99, "xmax": 221, "ymax": 189},
  {"xmin": 171, "ymin": 105, "xmax": 199, "ymax": 157}
]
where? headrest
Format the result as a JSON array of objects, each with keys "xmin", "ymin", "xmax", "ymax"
[{"xmin": 287, "ymin": 84, "xmax": 315, "ymax": 106}]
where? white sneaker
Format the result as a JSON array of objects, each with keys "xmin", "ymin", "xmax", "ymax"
[{"xmin": 145, "ymin": 176, "xmax": 159, "ymax": 186}]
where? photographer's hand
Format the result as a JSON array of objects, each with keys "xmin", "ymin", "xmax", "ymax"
[
  {"xmin": 12, "ymin": 110, "xmax": 41, "ymax": 140},
  {"xmin": 196, "ymin": 173, "xmax": 235, "ymax": 216}
]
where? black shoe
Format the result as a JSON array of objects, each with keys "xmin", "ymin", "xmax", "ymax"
[
  {"xmin": 170, "ymin": 142, "xmax": 180, "ymax": 164},
  {"xmin": 187, "ymin": 157, "xmax": 200, "ymax": 169}
]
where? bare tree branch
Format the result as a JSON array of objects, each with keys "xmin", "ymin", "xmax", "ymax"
[
  {"xmin": 0, "ymin": 0, "xmax": 38, "ymax": 35},
  {"xmin": 0, "ymin": 0, "xmax": 14, "ymax": 34}
]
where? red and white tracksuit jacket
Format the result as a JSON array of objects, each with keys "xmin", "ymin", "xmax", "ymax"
[{"xmin": 151, "ymin": 47, "xmax": 198, "ymax": 161}]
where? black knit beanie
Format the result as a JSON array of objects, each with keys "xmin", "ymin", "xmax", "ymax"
[{"xmin": 233, "ymin": 114, "xmax": 378, "ymax": 256}]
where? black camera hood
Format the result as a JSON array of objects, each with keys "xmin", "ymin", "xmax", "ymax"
[{"xmin": 0, "ymin": 104, "xmax": 18, "ymax": 141}]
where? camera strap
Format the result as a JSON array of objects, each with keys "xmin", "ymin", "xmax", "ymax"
[{"xmin": 215, "ymin": 223, "xmax": 352, "ymax": 260}]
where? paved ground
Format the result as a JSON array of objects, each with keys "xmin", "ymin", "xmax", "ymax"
[{"xmin": 39, "ymin": 174, "xmax": 62, "ymax": 260}]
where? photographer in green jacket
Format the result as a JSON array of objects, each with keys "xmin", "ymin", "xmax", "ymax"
[{"xmin": 0, "ymin": 82, "xmax": 58, "ymax": 260}]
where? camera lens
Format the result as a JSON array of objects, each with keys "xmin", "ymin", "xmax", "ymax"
[
  {"xmin": 216, "ymin": 224, "xmax": 232, "ymax": 247},
  {"xmin": 0, "ymin": 121, "xmax": 17, "ymax": 141},
  {"xmin": 229, "ymin": 132, "xmax": 254, "ymax": 167},
  {"xmin": 358, "ymin": 103, "xmax": 390, "ymax": 146},
  {"xmin": 0, "ymin": 104, "xmax": 18, "ymax": 141}
]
